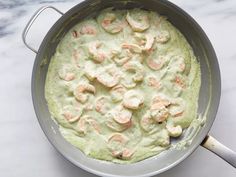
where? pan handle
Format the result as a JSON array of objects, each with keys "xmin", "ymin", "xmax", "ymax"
[
  {"xmin": 201, "ymin": 135, "xmax": 236, "ymax": 168},
  {"xmin": 22, "ymin": 6, "xmax": 64, "ymax": 54}
]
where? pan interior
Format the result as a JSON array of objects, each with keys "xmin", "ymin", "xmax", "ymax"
[{"xmin": 32, "ymin": 0, "xmax": 221, "ymax": 176}]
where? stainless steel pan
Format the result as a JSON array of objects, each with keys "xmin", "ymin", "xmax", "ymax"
[{"xmin": 22, "ymin": 0, "xmax": 236, "ymax": 176}]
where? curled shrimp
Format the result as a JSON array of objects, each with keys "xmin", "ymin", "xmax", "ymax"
[
  {"xmin": 62, "ymin": 105, "xmax": 83, "ymax": 123},
  {"xmin": 140, "ymin": 111, "xmax": 156, "ymax": 132},
  {"xmin": 146, "ymin": 55, "xmax": 168, "ymax": 71},
  {"xmin": 83, "ymin": 103, "xmax": 94, "ymax": 111},
  {"xmin": 88, "ymin": 41, "xmax": 106, "ymax": 63},
  {"xmin": 76, "ymin": 115, "xmax": 100, "ymax": 135},
  {"xmin": 108, "ymin": 133, "xmax": 128, "ymax": 144},
  {"xmin": 104, "ymin": 106, "xmax": 132, "ymax": 132},
  {"xmin": 134, "ymin": 33, "xmax": 155, "ymax": 51},
  {"xmin": 121, "ymin": 43, "xmax": 142, "ymax": 54},
  {"xmin": 168, "ymin": 55, "xmax": 186, "ymax": 73},
  {"xmin": 124, "ymin": 61, "xmax": 145, "ymax": 82},
  {"xmin": 110, "ymin": 84, "xmax": 127, "ymax": 102},
  {"xmin": 111, "ymin": 105, "xmax": 132, "ymax": 125},
  {"xmin": 80, "ymin": 23, "xmax": 97, "ymax": 35},
  {"xmin": 73, "ymin": 83, "xmax": 95, "ymax": 103},
  {"xmin": 169, "ymin": 98, "xmax": 185, "ymax": 117},
  {"xmin": 96, "ymin": 64, "xmax": 121, "ymax": 88},
  {"xmin": 84, "ymin": 61, "xmax": 97, "ymax": 81},
  {"xmin": 100, "ymin": 12, "xmax": 123, "ymax": 34},
  {"xmin": 95, "ymin": 96, "xmax": 111, "ymax": 115},
  {"xmin": 144, "ymin": 34, "xmax": 155, "ymax": 51},
  {"xmin": 121, "ymin": 61, "xmax": 145, "ymax": 88},
  {"xmin": 123, "ymin": 90, "xmax": 144, "ymax": 110},
  {"xmin": 58, "ymin": 64, "xmax": 75, "ymax": 81},
  {"xmin": 105, "ymin": 112, "xmax": 132, "ymax": 132},
  {"xmin": 126, "ymin": 10, "xmax": 150, "ymax": 32},
  {"xmin": 150, "ymin": 94, "xmax": 171, "ymax": 123},
  {"xmin": 152, "ymin": 94, "xmax": 171, "ymax": 106},
  {"xmin": 76, "ymin": 115, "xmax": 87, "ymax": 135},
  {"xmin": 108, "ymin": 133, "xmax": 134, "ymax": 159},
  {"xmin": 120, "ymin": 148, "xmax": 135, "ymax": 159},
  {"xmin": 166, "ymin": 124, "xmax": 182, "ymax": 137},
  {"xmin": 111, "ymin": 49, "xmax": 132, "ymax": 66},
  {"xmin": 156, "ymin": 30, "xmax": 170, "ymax": 43},
  {"xmin": 174, "ymin": 74, "xmax": 187, "ymax": 89},
  {"xmin": 72, "ymin": 48, "xmax": 87, "ymax": 68},
  {"xmin": 146, "ymin": 75, "xmax": 161, "ymax": 89},
  {"xmin": 150, "ymin": 102, "xmax": 169, "ymax": 123},
  {"xmin": 166, "ymin": 120, "xmax": 182, "ymax": 137},
  {"xmin": 87, "ymin": 118, "xmax": 101, "ymax": 134}
]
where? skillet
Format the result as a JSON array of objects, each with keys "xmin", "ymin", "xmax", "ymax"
[{"xmin": 22, "ymin": 0, "xmax": 236, "ymax": 176}]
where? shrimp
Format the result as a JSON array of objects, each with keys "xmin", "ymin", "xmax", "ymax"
[
  {"xmin": 95, "ymin": 96, "xmax": 111, "ymax": 115},
  {"xmin": 96, "ymin": 64, "xmax": 121, "ymax": 88},
  {"xmin": 111, "ymin": 148, "xmax": 134, "ymax": 159},
  {"xmin": 110, "ymin": 84, "xmax": 127, "ymax": 102},
  {"xmin": 83, "ymin": 103, "xmax": 94, "ymax": 111},
  {"xmin": 150, "ymin": 94, "xmax": 171, "ymax": 122},
  {"xmin": 144, "ymin": 34, "xmax": 155, "ymax": 51},
  {"xmin": 121, "ymin": 43, "xmax": 142, "ymax": 54},
  {"xmin": 121, "ymin": 79, "xmax": 136, "ymax": 89},
  {"xmin": 88, "ymin": 41, "xmax": 106, "ymax": 63},
  {"xmin": 72, "ymin": 49, "xmax": 80, "ymax": 66},
  {"xmin": 80, "ymin": 25, "xmax": 97, "ymax": 35},
  {"xmin": 168, "ymin": 55, "xmax": 186, "ymax": 73},
  {"xmin": 73, "ymin": 83, "xmax": 95, "ymax": 103},
  {"xmin": 123, "ymin": 90, "xmax": 144, "ymax": 110},
  {"xmin": 123, "ymin": 61, "xmax": 145, "ymax": 88},
  {"xmin": 140, "ymin": 111, "xmax": 156, "ymax": 132},
  {"xmin": 156, "ymin": 30, "xmax": 170, "ymax": 43},
  {"xmin": 152, "ymin": 94, "xmax": 171, "ymax": 107},
  {"xmin": 166, "ymin": 120, "xmax": 182, "ymax": 137},
  {"xmin": 123, "ymin": 61, "xmax": 145, "ymax": 82},
  {"xmin": 121, "ymin": 148, "xmax": 135, "ymax": 159},
  {"xmin": 150, "ymin": 102, "xmax": 169, "ymax": 123},
  {"xmin": 134, "ymin": 33, "xmax": 155, "ymax": 51},
  {"xmin": 76, "ymin": 115, "xmax": 101, "ymax": 134},
  {"xmin": 62, "ymin": 105, "xmax": 83, "ymax": 123},
  {"xmin": 84, "ymin": 61, "xmax": 97, "ymax": 81},
  {"xmin": 72, "ymin": 48, "xmax": 87, "ymax": 68},
  {"xmin": 76, "ymin": 115, "xmax": 87, "ymax": 134},
  {"xmin": 105, "ymin": 106, "xmax": 132, "ymax": 132},
  {"xmin": 169, "ymin": 98, "xmax": 185, "ymax": 117},
  {"xmin": 108, "ymin": 133, "xmax": 130, "ymax": 158},
  {"xmin": 87, "ymin": 119, "xmax": 101, "ymax": 134},
  {"xmin": 105, "ymin": 117, "xmax": 132, "ymax": 132},
  {"xmin": 100, "ymin": 12, "xmax": 123, "ymax": 34},
  {"xmin": 146, "ymin": 75, "xmax": 161, "ymax": 89},
  {"xmin": 108, "ymin": 133, "xmax": 128, "ymax": 144},
  {"xmin": 112, "ymin": 105, "xmax": 132, "ymax": 125},
  {"xmin": 146, "ymin": 55, "xmax": 168, "ymax": 71},
  {"xmin": 174, "ymin": 75, "xmax": 187, "ymax": 89},
  {"xmin": 126, "ymin": 10, "xmax": 150, "ymax": 32},
  {"xmin": 166, "ymin": 124, "xmax": 182, "ymax": 137},
  {"xmin": 108, "ymin": 133, "xmax": 135, "ymax": 159},
  {"xmin": 58, "ymin": 64, "xmax": 75, "ymax": 81},
  {"xmin": 111, "ymin": 49, "xmax": 132, "ymax": 66}
]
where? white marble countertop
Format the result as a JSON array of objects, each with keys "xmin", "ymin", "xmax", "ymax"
[{"xmin": 0, "ymin": 0, "xmax": 236, "ymax": 176}]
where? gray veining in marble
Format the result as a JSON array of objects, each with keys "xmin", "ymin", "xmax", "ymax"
[{"xmin": 0, "ymin": 0, "xmax": 236, "ymax": 177}]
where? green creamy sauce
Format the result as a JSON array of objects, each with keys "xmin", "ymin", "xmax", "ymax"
[{"xmin": 45, "ymin": 9, "xmax": 201, "ymax": 164}]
